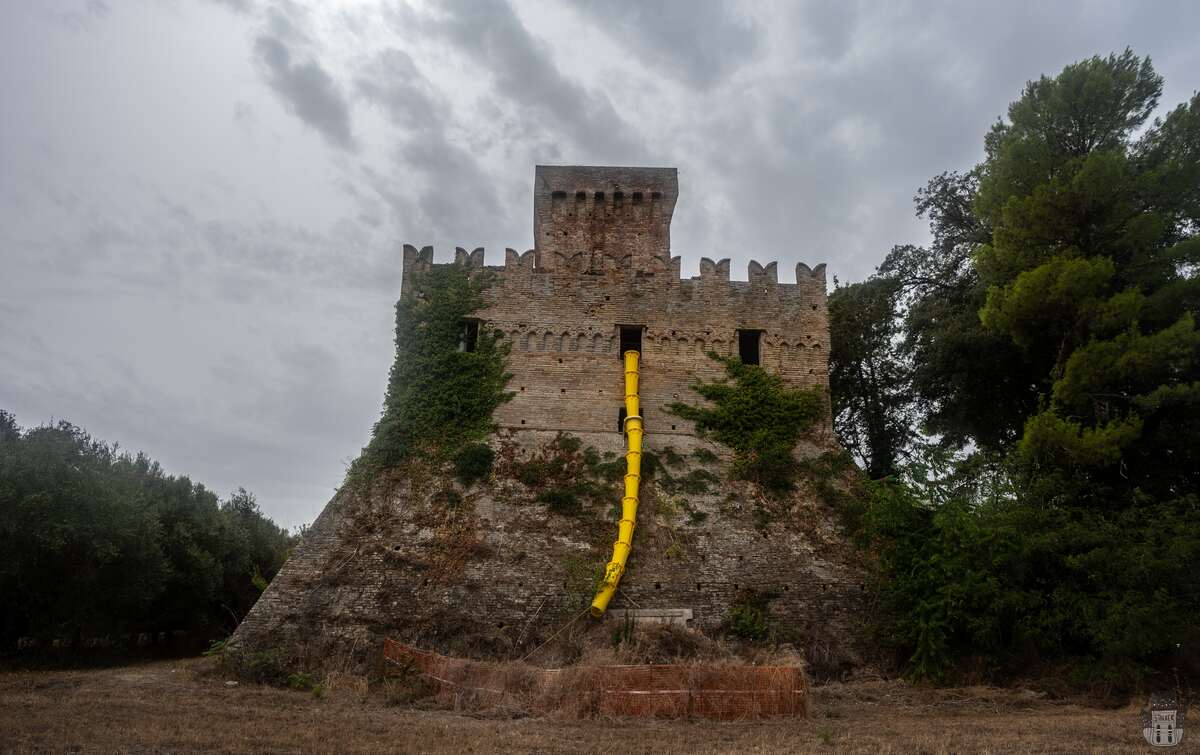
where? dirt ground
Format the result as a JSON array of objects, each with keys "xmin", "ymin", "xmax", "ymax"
[{"xmin": 0, "ymin": 658, "xmax": 1180, "ymax": 753}]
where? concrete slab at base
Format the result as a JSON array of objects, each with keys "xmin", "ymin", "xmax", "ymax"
[{"xmin": 610, "ymin": 608, "xmax": 694, "ymax": 626}]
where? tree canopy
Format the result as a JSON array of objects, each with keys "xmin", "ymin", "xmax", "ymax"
[
  {"xmin": 0, "ymin": 411, "xmax": 295, "ymax": 647},
  {"xmin": 830, "ymin": 50, "xmax": 1200, "ymax": 681}
]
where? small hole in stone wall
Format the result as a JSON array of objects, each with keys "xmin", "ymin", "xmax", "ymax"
[
  {"xmin": 811, "ymin": 304, "xmax": 818, "ymax": 310},
  {"xmin": 520, "ymin": 386, "xmax": 525, "ymax": 392},
  {"xmin": 617, "ymin": 407, "xmax": 627, "ymax": 432},
  {"xmin": 822, "ymin": 584, "xmax": 828, "ymax": 591},
  {"xmin": 423, "ymin": 579, "xmax": 430, "ymax": 586},
  {"xmin": 671, "ymin": 425, "xmax": 676, "ymax": 430},
  {"xmin": 497, "ymin": 622, "xmax": 506, "ymax": 629},
  {"xmin": 575, "ymin": 191, "xmax": 586, "ymax": 201},
  {"xmin": 560, "ymin": 388, "xmax": 566, "ymax": 393},
  {"xmin": 737, "ymin": 555, "xmax": 744, "ymax": 562},
  {"xmin": 561, "ymin": 230, "xmax": 567, "ymax": 236},
  {"xmin": 392, "ymin": 545, "xmax": 401, "ymax": 552},
  {"xmin": 651, "ymin": 191, "xmax": 662, "ymax": 200},
  {"xmin": 784, "ymin": 585, "xmax": 790, "ymax": 591},
  {"xmin": 734, "ymin": 583, "xmax": 739, "ymax": 590},
  {"xmin": 604, "ymin": 295, "xmax": 610, "ymax": 301},
  {"xmin": 654, "ymin": 582, "xmax": 661, "ymax": 590},
  {"xmin": 699, "ymin": 554, "xmax": 706, "ymax": 562},
  {"xmin": 558, "ymin": 357, "xmax": 563, "ymax": 364},
  {"xmin": 521, "ymin": 419, "xmax": 526, "ymax": 425},
  {"xmin": 695, "ymin": 583, "xmax": 701, "ymax": 591},
  {"xmin": 594, "ymin": 191, "xmax": 605, "ymax": 201},
  {"xmin": 808, "ymin": 369, "xmax": 815, "ymax": 375},
  {"xmin": 633, "ymin": 192, "xmax": 643, "ymax": 204}
]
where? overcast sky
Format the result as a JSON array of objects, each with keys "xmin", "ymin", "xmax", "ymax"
[{"xmin": 2, "ymin": 0, "xmax": 1198, "ymax": 528}]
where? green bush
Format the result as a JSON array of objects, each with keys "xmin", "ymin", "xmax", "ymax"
[
  {"xmin": 453, "ymin": 443, "xmax": 494, "ymax": 486},
  {"xmin": 728, "ymin": 590, "xmax": 772, "ymax": 641},
  {"xmin": 863, "ymin": 477, "xmax": 1200, "ymax": 682},
  {"xmin": 537, "ymin": 488, "xmax": 581, "ymax": 515}
]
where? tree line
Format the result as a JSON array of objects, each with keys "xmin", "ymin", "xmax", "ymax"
[
  {"xmin": 0, "ymin": 410, "xmax": 296, "ymax": 649},
  {"xmin": 829, "ymin": 50, "xmax": 1200, "ymax": 681}
]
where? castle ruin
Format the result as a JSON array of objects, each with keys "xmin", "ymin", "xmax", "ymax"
[{"xmin": 233, "ymin": 166, "xmax": 866, "ymax": 672}]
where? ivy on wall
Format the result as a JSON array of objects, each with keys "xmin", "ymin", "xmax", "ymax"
[
  {"xmin": 668, "ymin": 353, "xmax": 825, "ymax": 495},
  {"xmin": 355, "ymin": 264, "xmax": 513, "ymax": 476}
]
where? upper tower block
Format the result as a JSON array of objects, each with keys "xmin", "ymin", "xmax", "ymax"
[{"xmin": 534, "ymin": 165, "xmax": 678, "ymax": 273}]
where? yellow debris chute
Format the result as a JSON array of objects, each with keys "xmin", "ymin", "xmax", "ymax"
[{"xmin": 591, "ymin": 349, "xmax": 643, "ymax": 618}]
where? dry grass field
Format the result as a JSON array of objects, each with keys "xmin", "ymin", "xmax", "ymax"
[{"xmin": 0, "ymin": 658, "xmax": 1178, "ymax": 753}]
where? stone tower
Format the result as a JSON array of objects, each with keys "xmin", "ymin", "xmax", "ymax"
[{"xmin": 233, "ymin": 166, "xmax": 865, "ymax": 673}]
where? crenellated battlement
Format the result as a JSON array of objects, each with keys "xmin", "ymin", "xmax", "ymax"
[{"xmin": 403, "ymin": 245, "xmax": 826, "ymax": 290}]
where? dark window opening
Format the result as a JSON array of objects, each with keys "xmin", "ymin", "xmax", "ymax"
[
  {"xmin": 650, "ymin": 191, "xmax": 662, "ymax": 200},
  {"xmin": 618, "ymin": 407, "xmax": 627, "ymax": 433},
  {"xmin": 459, "ymin": 319, "xmax": 480, "ymax": 352},
  {"xmin": 632, "ymin": 192, "xmax": 644, "ymax": 204},
  {"xmin": 619, "ymin": 325, "xmax": 643, "ymax": 360},
  {"xmin": 738, "ymin": 329, "xmax": 762, "ymax": 365},
  {"xmin": 551, "ymin": 190, "xmax": 567, "ymax": 200},
  {"xmin": 594, "ymin": 191, "xmax": 605, "ymax": 202},
  {"xmin": 613, "ymin": 191, "xmax": 624, "ymax": 206},
  {"xmin": 575, "ymin": 191, "xmax": 586, "ymax": 201}
]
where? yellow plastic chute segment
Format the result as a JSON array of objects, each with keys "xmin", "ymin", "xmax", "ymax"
[{"xmin": 590, "ymin": 350, "xmax": 643, "ymax": 618}]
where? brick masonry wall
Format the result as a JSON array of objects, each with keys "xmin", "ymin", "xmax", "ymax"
[
  {"xmin": 400, "ymin": 246, "xmax": 831, "ymax": 439},
  {"xmin": 232, "ymin": 167, "xmax": 866, "ymax": 674}
]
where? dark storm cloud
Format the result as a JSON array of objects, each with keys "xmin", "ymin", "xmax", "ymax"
[
  {"xmin": 564, "ymin": 0, "xmax": 761, "ymax": 88},
  {"xmin": 253, "ymin": 33, "xmax": 356, "ymax": 150},
  {"xmin": 396, "ymin": 0, "xmax": 643, "ymax": 161}
]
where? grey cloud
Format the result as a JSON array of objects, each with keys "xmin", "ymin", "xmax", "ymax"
[
  {"xmin": 354, "ymin": 48, "xmax": 508, "ymax": 244},
  {"xmin": 565, "ymin": 0, "xmax": 761, "ymax": 88},
  {"xmin": 209, "ymin": 0, "xmax": 255, "ymax": 14},
  {"xmin": 253, "ymin": 33, "xmax": 356, "ymax": 150},
  {"xmin": 51, "ymin": 0, "xmax": 109, "ymax": 32},
  {"xmin": 400, "ymin": 0, "xmax": 643, "ymax": 161}
]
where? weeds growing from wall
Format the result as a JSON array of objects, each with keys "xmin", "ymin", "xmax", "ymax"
[
  {"xmin": 668, "ymin": 353, "xmax": 825, "ymax": 495},
  {"xmin": 727, "ymin": 589, "xmax": 775, "ymax": 641},
  {"xmin": 500, "ymin": 433, "xmax": 622, "ymax": 516}
]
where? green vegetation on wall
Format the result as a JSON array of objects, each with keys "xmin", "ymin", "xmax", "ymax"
[
  {"xmin": 357, "ymin": 264, "xmax": 512, "ymax": 475},
  {"xmin": 502, "ymin": 433, "xmax": 623, "ymax": 516},
  {"xmin": 668, "ymin": 353, "xmax": 825, "ymax": 495}
]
